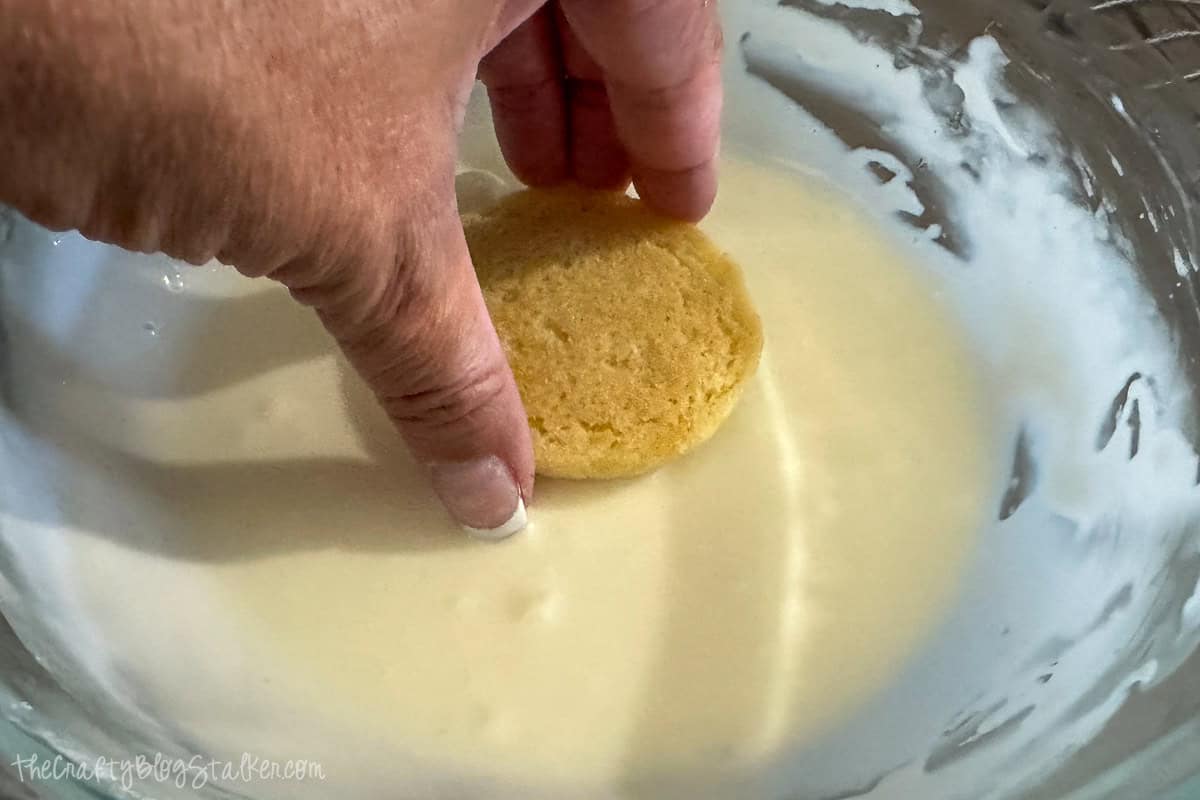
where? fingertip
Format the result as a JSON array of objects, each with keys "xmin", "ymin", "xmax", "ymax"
[
  {"xmin": 431, "ymin": 455, "xmax": 531, "ymax": 539},
  {"xmin": 633, "ymin": 160, "xmax": 718, "ymax": 222},
  {"xmin": 463, "ymin": 497, "xmax": 529, "ymax": 542},
  {"xmin": 486, "ymin": 83, "xmax": 570, "ymax": 188},
  {"xmin": 499, "ymin": 138, "xmax": 570, "ymax": 188}
]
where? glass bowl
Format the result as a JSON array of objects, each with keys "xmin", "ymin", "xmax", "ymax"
[{"xmin": 1, "ymin": 1, "xmax": 1199, "ymax": 798}]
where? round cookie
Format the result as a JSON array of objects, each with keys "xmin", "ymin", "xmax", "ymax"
[{"xmin": 463, "ymin": 188, "xmax": 763, "ymax": 479}]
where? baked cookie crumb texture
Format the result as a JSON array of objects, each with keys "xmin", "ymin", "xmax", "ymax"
[{"xmin": 464, "ymin": 188, "xmax": 764, "ymax": 480}]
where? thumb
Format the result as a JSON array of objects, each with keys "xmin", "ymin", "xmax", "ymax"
[{"xmin": 301, "ymin": 182, "xmax": 534, "ymax": 540}]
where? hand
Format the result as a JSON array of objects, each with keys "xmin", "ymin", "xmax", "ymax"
[
  {"xmin": 481, "ymin": 1, "xmax": 722, "ymax": 221},
  {"xmin": 0, "ymin": 0, "xmax": 722, "ymax": 537}
]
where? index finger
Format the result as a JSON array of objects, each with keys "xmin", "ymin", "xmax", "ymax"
[{"xmin": 559, "ymin": 0, "xmax": 722, "ymax": 221}]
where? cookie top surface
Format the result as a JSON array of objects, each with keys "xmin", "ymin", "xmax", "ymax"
[{"xmin": 464, "ymin": 188, "xmax": 763, "ymax": 479}]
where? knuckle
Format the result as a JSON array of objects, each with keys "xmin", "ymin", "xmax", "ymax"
[
  {"xmin": 162, "ymin": 224, "xmax": 229, "ymax": 267},
  {"xmin": 27, "ymin": 193, "xmax": 81, "ymax": 235},
  {"xmin": 380, "ymin": 350, "xmax": 509, "ymax": 432},
  {"xmin": 486, "ymin": 77, "xmax": 562, "ymax": 115},
  {"xmin": 276, "ymin": 217, "xmax": 406, "ymax": 319},
  {"xmin": 326, "ymin": 236, "xmax": 458, "ymax": 376},
  {"xmin": 79, "ymin": 174, "xmax": 169, "ymax": 254},
  {"xmin": 566, "ymin": 78, "xmax": 610, "ymax": 110},
  {"xmin": 321, "ymin": 264, "xmax": 430, "ymax": 361},
  {"xmin": 335, "ymin": 247, "xmax": 512, "ymax": 434},
  {"xmin": 606, "ymin": 0, "xmax": 670, "ymax": 20}
]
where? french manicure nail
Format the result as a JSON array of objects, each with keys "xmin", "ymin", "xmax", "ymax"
[
  {"xmin": 463, "ymin": 497, "xmax": 527, "ymax": 542},
  {"xmin": 430, "ymin": 456, "xmax": 527, "ymax": 540}
]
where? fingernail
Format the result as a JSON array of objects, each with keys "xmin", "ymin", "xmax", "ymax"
[{"xmin": 430, "ymin": 456, "xmax": 527, "ymax": 541}]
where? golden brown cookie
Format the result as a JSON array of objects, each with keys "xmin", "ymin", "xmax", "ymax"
[{"xmin": 463, "ymin": 188, "xmax": 763, "ymax": 479}]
